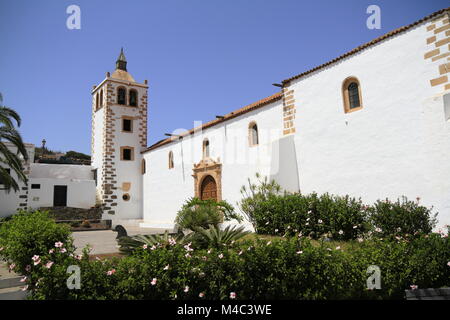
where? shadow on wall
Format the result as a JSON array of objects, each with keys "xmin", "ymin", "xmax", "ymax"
[{"xmin": 270, "ymin": 135, "xmax": 300, "ymax": 193}]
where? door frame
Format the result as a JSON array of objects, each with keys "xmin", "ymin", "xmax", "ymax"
[{"xmin": 192, "ymin": 158, "xmax": 222, "ymax": 201}]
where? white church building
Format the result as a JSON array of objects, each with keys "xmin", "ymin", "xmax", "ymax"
[{"xmin": 2, "ymin": 7, "xmax": 450, "ymax": 230}]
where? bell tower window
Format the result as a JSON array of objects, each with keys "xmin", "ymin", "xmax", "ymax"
[
  {"xmin": 129, "ymin": 90, "xmax": 138, "ymax": 107},
  {"xmin": 118, "ymin": 87, "xmax": 126, "ymax": 105}
]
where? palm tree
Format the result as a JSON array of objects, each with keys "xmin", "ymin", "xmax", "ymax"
[{"xmin": 0, "ymin": 92, "xmax": 28, "ymax": 192}]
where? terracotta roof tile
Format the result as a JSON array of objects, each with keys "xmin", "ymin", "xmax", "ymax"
[{"xmin": 143, "ymin": 92, "xmax": 282, "ymax": 153}]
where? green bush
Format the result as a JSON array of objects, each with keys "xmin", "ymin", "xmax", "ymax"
[
  {"xmin": 189, "ymin": 224, "xmax": 251, "ymax": 249},
  {"xmin": 368, "ymin": 197, "xmax": 437, "ymax": 238},
  {"xmin": 0, "ymin": 210, "xmax": 74, "ymax": 274},
  {"xmin": 24, "ymin": 234, "xmax": 450, "ymax": 300},
  {"xmin": 248, "ymin": 192, "xmax": 369, "ymax": 240},
  {"xmin": 175, "ymin": 197, "xmax": 241, "ymax": 232}
]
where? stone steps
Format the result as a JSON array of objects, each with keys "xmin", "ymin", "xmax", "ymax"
[{"xmin": 0, "ymin": 276, "xmax": 28, "ymax": 300}]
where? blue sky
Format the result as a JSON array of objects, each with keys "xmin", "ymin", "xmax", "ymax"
[{"xmin": 0, "ymin": 0, "xmax": 447, "ymax": 154}]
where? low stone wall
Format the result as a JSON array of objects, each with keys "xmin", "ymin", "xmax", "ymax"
[{"xmin": 39, "ymin": 207, "xmax": 103, "ymax": 221}]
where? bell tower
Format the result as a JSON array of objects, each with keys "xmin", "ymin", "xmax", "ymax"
[{"xmin": 91, "ymin": 49, "xmax": 148, "ymax": 222}]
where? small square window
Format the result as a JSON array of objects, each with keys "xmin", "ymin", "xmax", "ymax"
[
  {"xmin": 122, "ymin": 119, "xmax": 132, "ymax": 132},
  {"xmin": 31, "ymin": 184, "xmax": 41, "ymax": 189},
  {"xmin": 121, "ymin": 147, "xmax": 133, "ymax": 161}
]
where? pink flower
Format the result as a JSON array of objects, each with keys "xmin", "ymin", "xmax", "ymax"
[
  {"xmin": 21, "ymin": 285, "xmax": 28, "ymax": 292},
  {"xmin": 185, "ymin": 253, "xmax": 191, "ymax": 258},
  {"xmin": 60, "ymin": 248, "xmax": 67, "ymax": 253},
  {"xmin": 199, "ymin": 292, "xmax": 205, "ymax": 298},
  {"xmin": 151, "ymin": 278, "xmax": 157, "ymax": 286},
  {"xmin": 20, "ymin": 276, "xmax": 27, "ymax": 283},
  {"xmin": 0, "ymin": 247, "xmax": 3, "ymax": 251},
  {"xmin": 49, "ymin": 249, "xmax": 54, "ymax": 254},
  {"xmin": 218, "ymin": 253, "xmax": 224, "ymax": 259},
  {"xmin": 168, "ymin": 238, "xmax": 177, "ymax": 246},
  {"xmin": 150, "ymin": 245, "xmax": 156, "ymax": 250},
  {"xmin": 447, "ymin": 262, "xmax": 450, "ymax": 267},
  {"xmin": 410, "ymin": 285, "xmax": 418, "ymax": 290},
  {"xmin": 230, "ymin": 292, "xmax": 236, "ymax": 299},
  {"xmin": 33, "ymin": 258, "xmax": 41, "ymax": 266},
  {"xmin": 163, "ymin": 265, "xmax": 170, "ymax": 270},
  {"xmin": 142, "ymin": 244, "xmax": 148, "ymax": 249},
  {"xmin": 32, "ymin": 255, "xmax": 40, "ymax": 261},
  {"xmin": 184, "ymin": 286, "xmax": 189, "ymax": 293},
  {"xmin": 45, "ymin": 261, "xmax": 54, "ymax": 269},
  {"xmin": 106, "ymin": 269, "xmax": 116, "ymax": 276},
  {"xmin": 9, "ymin": 263, "xmax": 16, "ymax": 271},
  {"xmin": 25, "ymin": 265, "xmax": 31, "ymax": 272},
  {"xmin": 375, "ymin": 227, "xmax": 382, "ymax": 233},
  {"xmin": 357, "ymin": 238, "xmax": 364, "ymax": 243},
  {"xmin": 75, "ymin": 255, "xmax": 82, "ymax": 260},
  {"xmin": 55, "ymin": 242, "xmax": 63, "ymax": 248},
  {"xmin": 202, "ymin": 256, "xmax": 208, "ymax": 261}
]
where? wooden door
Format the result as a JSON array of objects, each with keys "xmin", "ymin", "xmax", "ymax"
[
  {"xmin": 53, "ymin": 185, "xmax": 67, "ymax": 207},
  {"xmin": 200, "ymin": 175, "xmax": 217, "ymax": 201}
]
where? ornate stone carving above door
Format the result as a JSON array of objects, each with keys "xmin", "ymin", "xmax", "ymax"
[{"xmin": 192, "ymin": 157, "xmax": 222, "ymax": 201}]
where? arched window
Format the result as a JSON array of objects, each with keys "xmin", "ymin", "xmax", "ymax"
[
  {"xmin": 100, "ymin": 89, "xmax": 103, "ymax": 107},
  {"xmin": 129, "ymin": 89, "xmax": 138, "ymax": 107},
  {"xmin": 168, "ymin": 151, "xmax": 174, "ymax": 169},
  {"xmin": 141, "ymin": 159, "xmax": 146, "ymax": 174},
  {"xmin": 117, "ymin": 87, "xmax": 126, "ymax": 105},
  {"xmin": 249, "ymin": 122, "xmax": 259, "ymax": 146},
  {"xmin": 203, "ymin": 139, "xmax": 210, "ymax": 158},
  {"xmin": 95, "ymin": 93, "xmax": 99, "ymax": 110},
  {"xmin": 342, "ymin": 77, "xmax": 363, "ymax": 113}
]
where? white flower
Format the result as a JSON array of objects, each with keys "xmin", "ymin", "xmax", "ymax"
[
  {"xmin": 305, "ymin": 222, "xmax": 309, "ymax": 226},
  {"xmin": 375, "ymin": 227, "xmax": 382, "ymax": 233},
  {"xmin": 21, "ymin": 285, "xmax": 28, "ymax": 292},
  {"xmin": 230, "ymin": 292, "xmax": 236, "ymax": 299},
  {"xmin": 335, "ymin": 246, "xmax": 341, "ymax": 250},
  {"xmin": 296, "ymin": 251, "xmax": 303, "ymax": 254},
  {"xmin": 163, "ymin": 264, "xmax": 170, "ymax": 270},
  {"xmin": 218, "ymin": 253, "xmax": 224, "ymax": 259},
  {"xmin": 143, "ymin": 244, "xmax": 148, "ymax": 249},
  {"xmin": 353, "ymin": 225, "xmax": 358, "ymax": 229},
  {"xmin": 45, "ymin": 261, "xmax": 54, "ymax": 269},
  {"xmin": 20, "ymin": 276, "xmax": 27, "ymax": 283},
  {"xmin": 184, "ymin": 286, "xmax": 189, "ymax": 293},
  {"xmin": 306, "ymin": 218, "xmax": 310, "ymax": 222},
  {"xmin": 55, "ymin": 242, "xmax": 63, "ymax": 248},
  {"xmin": 207, "ymin": 249, "xmax": 212, "ymax": 254},
  {"xmin": 338, "ymin": 230, "xmax": 344, "ymax": 235},
  {"xmin": 185, "ymin": 253, "xmax": 191, "ymax": 258},
  {"xmin": 274, "ymin": 229, "xmax": 279, "ymax": 233},
  {"xmin": 410, "ymin": 285, "xmax": 418, "ymax": 290},
  {"xmin": 199, "ymin": 292, "xmax": 205, "ymax": 298},
  {"xmin": 318, "ymin": 219, "xmax": 323, "ymax": 224},
  {"xmin": 266, "ymin": 241, "xmax": 272, "ymax": 246},
  {"xmin": 265, "ymin": 221, "xmax": 269, "ymax": 225},
  {"xmin": 151, "ymin": 245, "xmax": 156, "ymax": 250},
  {"xmin": 447, "ymin": 261, "xmax": 450, "ymax": 267},
  {"xmin": 0, "ymin": 247, "xmax": 3, "ymax": 251},
  {"xmin": 151, "ymin": 278, "xmax": 157, "ymax": 286},
  {"xmin": 238, "ymin": 250, "xmax": 243, "ymax": 256}
]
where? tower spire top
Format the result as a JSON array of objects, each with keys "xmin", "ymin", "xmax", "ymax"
[{"xmin": 116, "ymin": 47, "xmax": 127, "ymax": 71}]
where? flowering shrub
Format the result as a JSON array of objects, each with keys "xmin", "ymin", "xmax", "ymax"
[
  {"xmin": 0, "ymin": 210, "xmax": 74, "ymax": 274},
  {"xmin": 24, "ymin": 234, "xmax": 450, "ymax": 300},
  {"xmin": 247, "ymin": 192, "xmax": 369, "ymax": 240},
  {"xmin": 367, "ymin": 197, "xmax": 437, "ymax": 238}
]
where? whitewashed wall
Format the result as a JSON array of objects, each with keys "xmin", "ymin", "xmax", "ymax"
[
  {"xmin": 27, "ymin": 163, "xmax": 96, "ymax": 209},
  {"xmin": 141, "ymin": 100, "xmax": 284, "ymax": 228},
  {"xmin": 289, "ymin": 21, "xmax": 450, "ymax": 228}
]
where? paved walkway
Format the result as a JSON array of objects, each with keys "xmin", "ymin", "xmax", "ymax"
[{"xmin": 73, "ymin": 227, "xmax": 171, "ymax": 255}]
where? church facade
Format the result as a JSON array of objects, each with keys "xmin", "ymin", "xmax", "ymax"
[
  {"xmin": 2, "ymin": 8, "xmax": 449, "ymax": 230},
  {"xmin": 88, "ymin": 8, "xmax": 450, "ymax": 230}
]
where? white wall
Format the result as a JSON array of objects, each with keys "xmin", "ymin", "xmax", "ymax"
[
  {"xmin": 289, "ymin": 21, "xmax": 450, "ymax": 228},
  {"xmin": 142, "ymin": 99, "xmax": 284, "ymax": 228},
  {"xmin": 28, "ymin": 178, "xmax": 96, "ymax": 209}
]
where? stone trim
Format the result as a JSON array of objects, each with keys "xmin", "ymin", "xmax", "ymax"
[
  {"xmin": 282, "ymin": 87, "xmax": 296, "ymax": 135},
  {"xmin": 192, "ymin": 158, "xmax": 222, "ymax": 201},
  {"xmin": 425, "ymin": 12, "xmax": 450, "ymax": 92},
  {"xmin": 342, "ymin": 76, "xmax": 364, "ymax": 114}
]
